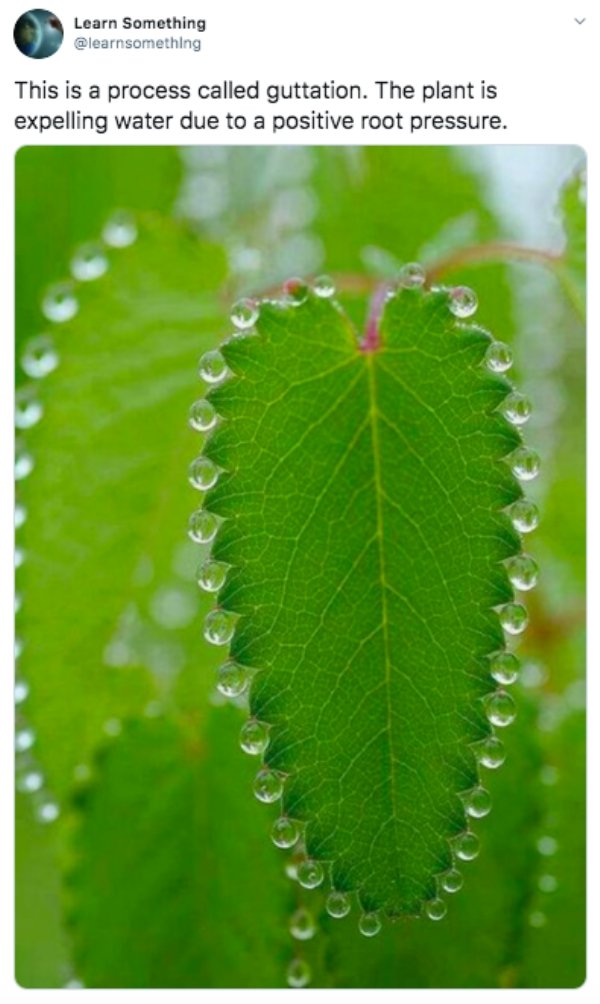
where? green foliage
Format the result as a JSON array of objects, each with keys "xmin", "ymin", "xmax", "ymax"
[
  {"xmin": 69, "ymin": 707, "xmax": 293, "ymax": 988},
  {"xmin": 205, "ymin": 287, "xmax": 522, "ymax": 915},
  {"xmin": 17, "ymin": 217, "xmax": 227, "ymax": 796},
  {"xmin": 15, "ymin": 146, "xmax": 585, "ymax": 989}
]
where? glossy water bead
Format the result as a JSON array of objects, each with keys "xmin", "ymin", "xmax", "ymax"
[
  {"xmin": 485, "ymin": 341, "xmax": 513, "ymax": 373},
  {"xmin": 21, "ymin": 336, "xmax": 59, "ymax": 379},
  {"xmin": 188, "ymin": 456, "xmax": 219, "ymax": 491},
  {"xmin": 196, "ymin": 559, "xmax": 228, "ymax": 593},
  {"xmin": 15, "ymin": 679, "xmax": 30, "ymax": 705},
  {"xmin": 240, "ymin": 718, "xmax": 270, "ymax": 756},
  {"xmin": 271, "ymin": 816, "xmax": 300, "ymax": 849},
  {"xmin": 462, "ymin": 785, "xmax": 492, "ymax": 818},
  {"xmin": 326, "ymin": 890, "xmax": 352, "ymax": 918},
  {"xmin": 42, "ymin": 283, "xmax": 78, "ymax": 323},
  {"xmin": 289, "ymin": 907, "xmax": 316, "ymax": 941},
  {"xmin": 283, "ymin": 277, "xmax": 309, "ymax": 305},
  {"xmin": 358, "ymin": 912, "xmax": 382, "ymax": 937},
  {"xmin": 216, "ymin": 661, "xmax": 249, "ymax": 697},
  {"xmin": 102, "ymin": 211, "xmax": 138, "ymax": 248},
  {"xmin": 506, "ymin": 554, "xmax": 539, "ymax": 591},
  {"xmin": 511, "ymin": 447, "xmax": 541, "ymax": 482},
  {"xmin": 510, "ymin": 498, "xmax": 540, "ymax": 534},
  {"xmin": 15, "ymin": 387, "xmax": 43, "ymax": 430},
  {"xmin": 425, "ymin": 898, "xmax": 447, "ymax": 921},
  {"xmin": 204, "ymin": 609, "xmax": 236, "ymax": 646},
  {"xmin": 501, "ymin": 392, "xmax": 532, "ymax": 427},
  {"xmin": 36, "ymin": 800, "xmax": 60, "ymax": 824},
  {"xmin": 253, "ymin": 767, "xmax": 284, "ymax": 804},
  {"xmin": 449, "ymin": 286, "xmax": 478, "ymax": 318},
  {"xmin": 198, "ymin": 350, "xmax": 228, "ymax": 385},
  {"xmin": 15, "ymin": 448, "xmax": 34, "ymax": 481},
  {"xmin": 187, "ymin": 509, "xmax": 218, "ymax": 544},
  {"xmin": 286, "ymin": 958, "xmax": 311, "ymax": 989},
  {"xmin": 476, "ymin": 735, "xmax": 506, "ymax": 769},
  {"xmin": 398, "ymin": 262, "xmax": 426, "ymax": 289},
  {"xmin": 441, "ymin": 868, "xmax": 463, "ymax": 894},
  {"xmin": 230, "ymin": 297, "xmax": 259, "ymax": 329},
  {"xmin": 313, "ymin": 274, "xmax": 336, "ymax": 298},
  {"xmin": 500, "ymin": 602, "xmax": 528, "ymax": 635},
  {"xmin": 490, "ymin": 651, "xmax": 520, "ymax": 685},
  {"xmin": 452, "ymin": 830, "xmax": 480, "ymax": 861},
  {"xmin": 297, "ymin": 858, "xmax": 324, "ymax": 889},
  {"xmin": 70, "ymin": 243, "xmax": 108, "ymax": 282},
  {"xmin": 485, "ymin": 690, "xmax": 517, "ymax": 728},
  {"xmin": 189, "ymin": 398, "xmax": 217, "ymax": 432}
]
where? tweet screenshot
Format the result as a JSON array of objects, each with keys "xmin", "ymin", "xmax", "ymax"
[{"xmin": 2, "ymin": 0, "xmax": 593, "ymax": 996}]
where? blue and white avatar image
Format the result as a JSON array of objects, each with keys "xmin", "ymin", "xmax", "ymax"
[{"xmin": 14, "ymin": 9, "xmax": 63, "ymax": 58}]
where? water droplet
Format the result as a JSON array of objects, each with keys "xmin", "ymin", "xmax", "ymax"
[
  {"xmin": 189, "ymin": 398, "xmax": 217, "ymax": 432},
  {"xmin": 198, "ymin": 350, "xmax": 229, "ymax": 385},
  {"xmin": 449, "ymin": 285, "xmax": 478, "ymax": 318},
  {"xmin": 485, "ymin": 341, "xmax": 513, "ymax": 373},
  {"xmin": 15, "ymin": 503, "xmax": 27, "ymax": 529},
  {"xmin": 230, "ymin": 297, "xmax": 259, "ymax": 329},
  {"xmin": 102, "ymin": 211, "xmax": 137, "ymax": 248},
  {"xmin": 188, "ymin": 456, "xmax": 219, "ymax": 491},
  {"xmin": 290, "ymin": 907, "xmax": 317, "ymax": 941},
  {"xmin": 506, "ymin": 554, "xmax": 539, "ymax": 591},
  {"xmin": 17, "ymin": 770, "xmax": 44, "ymax": 793},
  {"xmin": 499, "ymin": 602, "xmax": 528, "ymax": 636},
  {"xmin": 425, "ymin": 897, "xmax": 447, "ymax": 921},
  {"xmin": 204, "ymin": 610, "xmax": 237, "ymax": 647},
  {"xmin": 529, "ymin": 910, "xmax": 547, "ymax": 929},
  {"xmin": 510, "ymin": 498, "xmax": 540, "ymax": 534},
  {"xmin": 240, "ymin": 718, "xmax": 270, "ymax": 756},
  {"xmin": 196, "ymin": 559, "xmax": 228, "ymax": 593},
  {"xmin": 476, "ymin": 735, "xmax": 506, "ymax": 769},
  {"xmin": 36, "ymin": 800, "xmax": 60, "ymax": 824},
  {"xmin": 398, "ymin": 262, "xmax": 426, "ymax": 288},
  {"xmin": 73, "ymin": 763, "xmax": 92, "ymax": 783},
  {"xmin": 441, "ymin": 868, "xmax": 463, "ymax": 894},
  {"xmin": 216, "ymin": 661, "xmax": 249, "ymax": 697},
  {"xmin": 501, "ymin": 392, "xmax": 532, "ymax": 427},
  {"xmin": 271, "ymin": 816, "xmax": 300, "ymax": 849},
  {"xmin": 452, "ymin": 830, "xmax": 480, "ymax": 861},
  {"xmin": 63, "ymin": 978, "xmax": 85, "ymax": 989},
  {"xmin": 71, "ymin": 244, "xmax": 108, "ymax": 282},
  {"xmin": 462, "ymin": 785, "xmax": 492, "ymax": 818},
  {"xmin": 15, "ymin": 728, "xmax": 36, "ymax": 752},
  {"xmin": 490, "ymin": 651, "xmax": 520, "ymax": 685},
  {"xmin": 42, "ymin": 282, "xmax": 78, "ymax": 323},
  {"xmin": 485, "ymin": 690, "xmax": 517, "ymax": 727},
  {"xmin": 103, "ymin": 718, "xmax": 122, "ymax": 737},
  {"xmin": 326, "ymin": 890, "xmax": 351, "ymax": 918},
  {"xmin": 15, "ymin": 546, "xmax": 26, "ymax": 569},
  {"xmin": 15, "ymin": 679, "xmax": 29, "ymax": 705},
  {"xmin": 188, "ymin": 509, "xmax": 218, "ymax": 544},
  {"xmin": 511, "ymin": 447, "xmax": 541, "ymax": 482},
  {"xmin": 537, "ymin": 835, "xmax": 558, "ymax": 857},
  {"xmin": 253, "ymin": 767, "xmax": 284, "ymax": 804},
  {"xmin": 21, "ymin": 335, "xmax": 59, "ymax": 379},
  {"xmin": 358, "ymin": 911, "xmax": 382, "ymax": 937},
  {"xmin": 15, "ymin": 591, "xmax": 23, "ymax": 614},
  {"xmin": 539, "ymin": 873, "xmax": 558, "ymax": 893},
  {"xmin": 15, "ymin": 387, "xmax": 43, "ymax": 429},
  {"xmin": 15, "ymin": 448, "xmax": 34, "ymax": 481},
  {"xmin": 540, "ymin": 765, "xmax": 559, "ymax": 787},
  {"xmin": 297, "ymin": 858, "xmax": 324, "ymax": 889},
  {"xmin": 313, "ymin": 274, "xmax": 336, "ymax": 298},
  {"xmin": 283, "ymin": 277, "xmax": 309, "ymax": 305},
  {"xmin": 286, "ymin": 958, "xmax": 311, "ymax": 989},
  {"xmin": 15, "ymin": 636, "xmax": 24, "ymax": 659}
]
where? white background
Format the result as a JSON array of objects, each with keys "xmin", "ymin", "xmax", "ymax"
[{"xmin": 1, "ymin": 0, "xmax": 593, "ymax": 999}]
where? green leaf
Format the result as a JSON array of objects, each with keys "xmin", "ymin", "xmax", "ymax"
[
  {"xmin": 16, "ymin": 216, "xmax": 227, "ymax": 796},
  {"xmin": 69, "ymin": 708, "xmax": 293, "ymax": 988},
  {"xmin": 554, "ymin": 166, "xmax": 586, "ymax": 319},
  {"xmin": 204, "ymin": 285, "xmax": 525, "ymax": 916}
]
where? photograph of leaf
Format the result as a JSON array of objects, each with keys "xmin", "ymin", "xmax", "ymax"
[{"xmin": 15, "ymin": 145, "xmax": 585, "ymax": 988}]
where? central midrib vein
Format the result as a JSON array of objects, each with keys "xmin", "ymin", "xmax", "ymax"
[{"xmin": 366, "ymin": 352, "xmax": 401, "ymax": 865}]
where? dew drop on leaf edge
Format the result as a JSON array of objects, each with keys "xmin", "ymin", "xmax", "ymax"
[{"xmin": 326, "ymin": 890, "xmax": 352, "ymax": 918}]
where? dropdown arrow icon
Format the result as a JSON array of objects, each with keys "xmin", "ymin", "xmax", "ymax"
[{"xmin": 574, "ymin": 17, "xmax": 586, "ymax": 24}]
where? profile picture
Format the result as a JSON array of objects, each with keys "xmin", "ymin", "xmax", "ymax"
[{"xmin": 14, "ymin": 9, "xmax": 63, "ymax": 58}]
